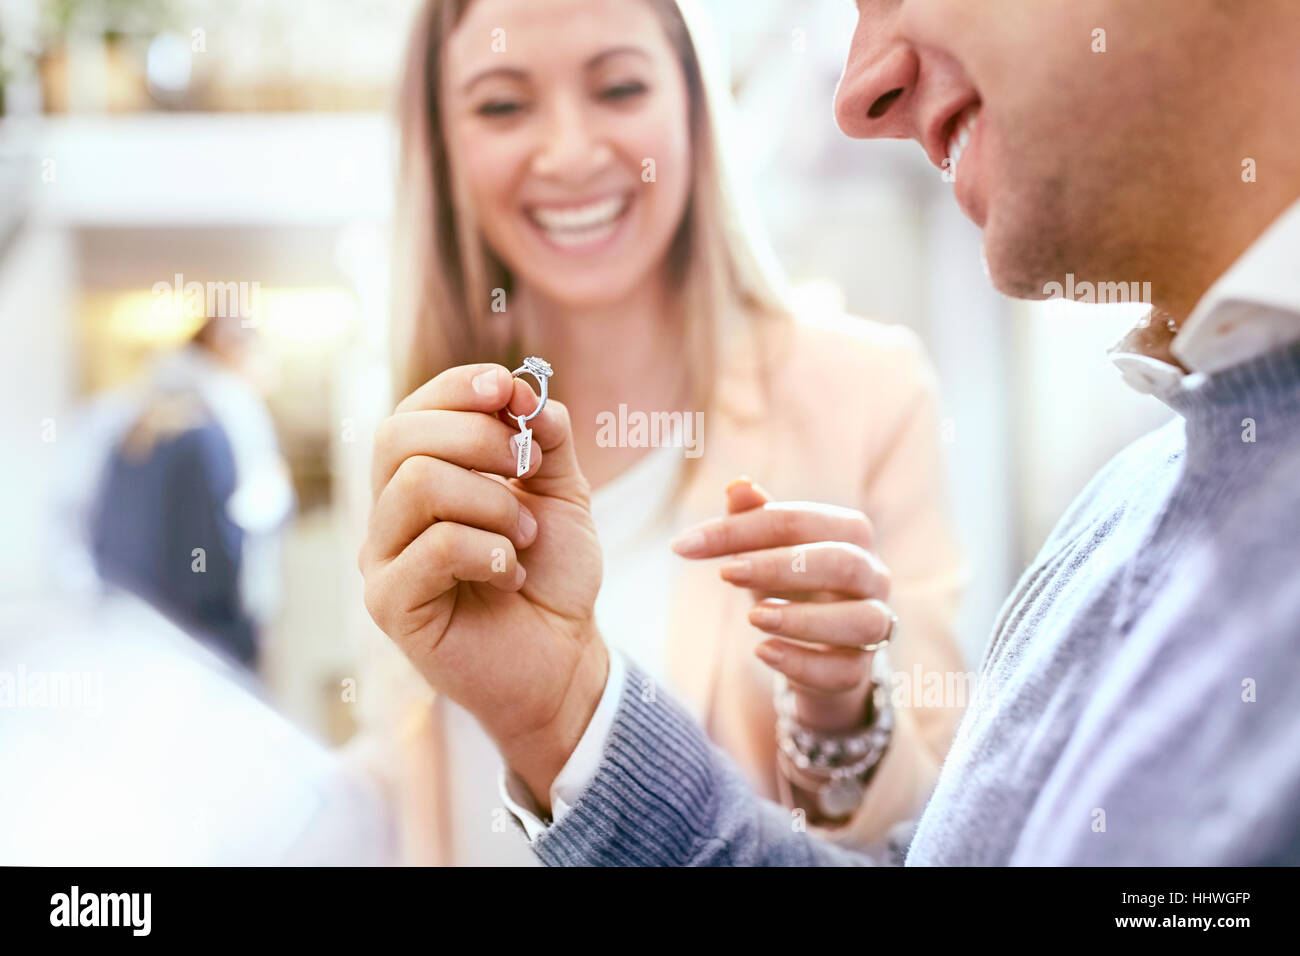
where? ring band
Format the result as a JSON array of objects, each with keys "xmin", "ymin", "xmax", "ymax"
[
  {"xmin": 859, "ymin": 611, "xmax": 897, "ymax": 653},
  {"xmin": 510, "ymin": 356, "xmax": 553, "ymax": 426}
]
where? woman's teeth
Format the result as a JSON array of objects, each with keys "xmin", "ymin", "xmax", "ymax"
[
  {"xmin": 528, "ymin": 195, "xmax": 629, "ymax": 246},
  {"xmin": 947, "ymin": 105, "xmax": 981, "ymax": 174}
]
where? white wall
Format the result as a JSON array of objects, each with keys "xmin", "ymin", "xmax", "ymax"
[
  {"xmin": 1011, "ymin": 299, "xmax": 1175, "ymax": 559},
  {"xmin": 0, "ymin": 226, "xmax": 77, "ymax": 599}
]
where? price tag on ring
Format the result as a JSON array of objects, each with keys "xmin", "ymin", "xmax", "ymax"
[{"xmin": 510, "ymin": 356, "xmax": 552, "ymax": 477}]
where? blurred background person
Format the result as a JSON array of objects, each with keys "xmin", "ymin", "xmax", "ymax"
[
  {"xmin": 83, "ymin": 313, "xmax": 293, "ymax": 670},
  {"xmin": 357, "ymin": 0, "xmax": 966, "ymax": 866}
]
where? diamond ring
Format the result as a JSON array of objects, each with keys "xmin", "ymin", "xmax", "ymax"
[{"xmin": 510, "ymin": 356, "xmax": 552, "ymax": 426}]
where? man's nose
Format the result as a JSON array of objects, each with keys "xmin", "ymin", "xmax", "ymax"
[
  {"xmin": 531, "ymin": 99, "xmax": 612, "ymax": 183},
  {"xmin": 833, "ymin": 32, "xmax": 921, "ymax": 141}
]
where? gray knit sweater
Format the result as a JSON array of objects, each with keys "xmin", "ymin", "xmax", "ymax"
[{"xmin": 534, "ymin": 341, "xmax": 1300, "ymax": 866}]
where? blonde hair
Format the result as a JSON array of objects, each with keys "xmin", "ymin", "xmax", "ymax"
[{"xmin": 391, "ymin": 0, "xmax": 791, "ymax": 418}]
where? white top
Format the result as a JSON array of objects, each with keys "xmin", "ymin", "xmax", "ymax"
[
  {"xmin": 444, "ymin": 444, "xmax": 684, "ymax": 864},
  {"xmin": 588, "ymin": 441, "xmax": 685, "ymax": 688}
]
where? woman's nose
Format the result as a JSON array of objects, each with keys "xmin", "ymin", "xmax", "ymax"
[
  {"xmin": 531, "ymin": 100, "xmax": 612, "ymax": 183},
  {"xmin": 834, "ymin": 37, "xmax": 921, "ymax": 142}
]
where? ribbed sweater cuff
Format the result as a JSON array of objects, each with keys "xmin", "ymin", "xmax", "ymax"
[{"xmin": 535, "ymin": 664, "xmax": 717, "ymax": 866}]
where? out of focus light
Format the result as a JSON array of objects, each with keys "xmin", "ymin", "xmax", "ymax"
[
  {"xmin": 257, "ymin": 288, "xmax": 359, "ymax": 349},
  {"xmin": 101, "ymin": 287, "xmax": 357, "ymax": 347},
  {"xmin": 146, "ymin": 33, "xmax": 194, "ymax": 102},
  {"xmin": 107, "ymin": 290, "xmax": 202, "ymax": 346},
  {"xmin": 84, "ymin": 287, "xmax": 359, "ymax": 394}
]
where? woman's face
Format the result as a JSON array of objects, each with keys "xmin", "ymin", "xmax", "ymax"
[{"xmin": 443, "ymin": 0, "xmax": 693, "ymax": 308}]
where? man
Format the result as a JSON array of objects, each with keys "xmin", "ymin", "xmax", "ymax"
[{"xmin": 359, "ymin": 0, "xmax": 1300, "ymax": 864}]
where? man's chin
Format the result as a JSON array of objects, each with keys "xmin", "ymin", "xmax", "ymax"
[{"xmin": 979, "ymin": 226, "xmax": 1072, "ymax": 302}]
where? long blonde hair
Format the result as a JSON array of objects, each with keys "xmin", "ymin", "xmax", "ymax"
[{"xmin": 391, "ymin": 0, "xmax": 791, "ymax": 419}]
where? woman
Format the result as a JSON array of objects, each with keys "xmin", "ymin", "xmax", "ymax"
[{"xmin": 359, "ymin": 0, "xmax": 966, "ymax": 864}]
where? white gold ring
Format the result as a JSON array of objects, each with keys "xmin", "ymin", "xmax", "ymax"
[
  {"xmin": 859, "ymin": 611, "xmax": 897, "ymax": 653},
  {"xmin": 509, "ymin": 356, "xmax": 552, "ymax": 477},
  {"xmin": 510, "ymin": 356, "xmax": 553, "ymax": 426}
]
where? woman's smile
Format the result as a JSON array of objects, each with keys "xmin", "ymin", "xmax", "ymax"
[{"xmin": 523, "ymin": 191, "xmax": 634, "ymax": 252}]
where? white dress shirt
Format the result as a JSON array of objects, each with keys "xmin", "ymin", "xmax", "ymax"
[
  {"xmin": 1110, "ymin": 198, "xmax": 1300, "ymax": 396},
  {"xmin": 482, "ymin": 442, "xmax": 681, "ymax": 843},
  {"xmin": 503, "ymin": 196, "xmax": 1300, "ymax": 841}
]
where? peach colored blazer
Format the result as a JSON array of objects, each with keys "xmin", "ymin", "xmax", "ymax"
[{"xmin": 366, "ymin": 311, "xmax": 967, "ymax": 863}]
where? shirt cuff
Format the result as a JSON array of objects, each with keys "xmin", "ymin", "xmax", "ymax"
[{"xmin": 498, "ymin": 649, "xmax": 627, "ymax": 842}]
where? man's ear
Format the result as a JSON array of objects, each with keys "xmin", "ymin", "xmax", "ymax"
[{"xmin": 725, "ymin": 476, "xmax": 771, "ymax": 514}]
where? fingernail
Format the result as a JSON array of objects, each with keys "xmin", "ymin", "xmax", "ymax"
[
  {"xmin": 720, "ymin": 559, "xmax": 751, "ymax": 583},
  {"xmin": 751, "ymin": 606, "xmax": 780, "ymax": 629},
  {"xmin": 755, "ymin": 643, "xmax": 784, "ymax": 667},
  {"xmin": 512, "ymin": 563, "xmax": 527, "ymax": 588},
  {"xmin": 671, "ymin": 531, "xmax": 705, "ymax": 556},
  {"xmin": 517, "ymin": 506, "xmax": 537, "ymax": 541},
  {"xmin": 472, "ymin": 369, "xmax": 499, "ymax": 397}
]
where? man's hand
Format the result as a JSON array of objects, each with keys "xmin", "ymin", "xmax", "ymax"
[
  {"xmin": 673, "ymin": 477, "xmax": 891, "ymax": 732},
  {"xmin": 359, "ymin": 363, "xmax": 606, "ymax": 808}
]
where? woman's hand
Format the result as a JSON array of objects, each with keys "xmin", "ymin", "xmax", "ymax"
[
  {"xmin": 358, "ymin": 363, "xmax": 605, "ymax": 804},
  {"xmin": 672, "ymin": 478, "xmax": 893, "ymax": 733}
]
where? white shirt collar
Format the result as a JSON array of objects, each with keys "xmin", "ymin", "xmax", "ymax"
[{"xmin": 1111, "ymin": 196, "xmax": 1300, "ymax": 396}]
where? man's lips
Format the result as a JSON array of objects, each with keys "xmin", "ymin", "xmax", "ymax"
[
  {"xmin": 949, "ymin": 104, "xmax": 987, "ymax": 226},
  {"xmin": 945, "ymin": 103, "xmax": 981, "ymax": 174},
  {"xmin": 917, "ymin": 93, "xmax": 988, "ymax": 226},
  {"xmin": 922, "ymin": 95, "xmax": 983, "ymax": 172}
]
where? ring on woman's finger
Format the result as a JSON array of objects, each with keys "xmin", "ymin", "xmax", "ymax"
[{"xmin": 858, "ymin": 610, "xmax": 897, "ymax": 653}]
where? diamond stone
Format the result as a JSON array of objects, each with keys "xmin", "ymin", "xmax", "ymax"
[{"xmin": 522, "ymin": 356, "xmax": 552, "ymax": 377}]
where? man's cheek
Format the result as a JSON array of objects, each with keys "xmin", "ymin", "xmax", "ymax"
[{"xmin": 898, "ymin": 0, "xmax": 977, "ymax": 53}]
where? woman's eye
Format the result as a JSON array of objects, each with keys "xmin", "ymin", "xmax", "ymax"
[
  {"xmin": 477, "ymin": 100, "xmax": 523, "ymax": 117},
  {"xmin": 599, "ymin": 82, "xmax": 647, "ymax": 102}
]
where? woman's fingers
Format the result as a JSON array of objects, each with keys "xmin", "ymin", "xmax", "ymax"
[
  {"xmin": 748, "ymin": 597, "xmax": 894, "ymax": 649},
  {"xmin": 725, "ymin": 476, "xmax": 771, "ymax": 514},
  {"xmin": 362, "ymin": 455, "xmax": 537, "ymax": 566},
  {"xmin": 713, "ymin": 490, "xmax": 887, "ymax": 730},
  {"xmin": 756, "ymin": 639, "xmax": 877, "ymax": 730},
  {"xmin": 755, "ymin": 639, "xmax": 873, "ymax": 696},
  {"xmin": 719, "ymin": 541, "xmax": 890, "ymax": 599},
  {"xmin": 671, "ymin": 501, "xmax": 874, "ymax": 559},
  {"xmin": 363, "ymin": 522, "xmax": 523, "ymax": 637}
]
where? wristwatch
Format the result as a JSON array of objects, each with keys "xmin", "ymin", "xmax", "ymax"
[{"xmin": 774, "ymin": 649, "xmax": 894, "ymax": 820}]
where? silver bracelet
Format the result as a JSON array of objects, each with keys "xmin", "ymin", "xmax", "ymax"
[{"xmin": 774, "ymin": 648, "xmax": 895, "ymax": 819}]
